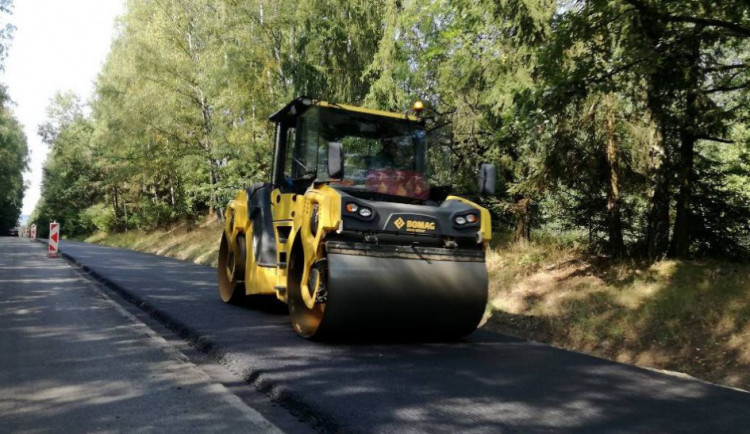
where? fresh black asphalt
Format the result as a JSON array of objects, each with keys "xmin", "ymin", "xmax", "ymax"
[{"xmin": 58, "ymin": 239, "xmax": 750, "ymax": 433}]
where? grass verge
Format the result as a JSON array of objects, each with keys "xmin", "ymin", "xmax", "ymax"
[
  {"xmin": 84, "ymin": 220, "xmax": 222, "ymax": 267},
  {"xmin": 483, "ymin": 237, "xmax": 750, "ymax": 391}
]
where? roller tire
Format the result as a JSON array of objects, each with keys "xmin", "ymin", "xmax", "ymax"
[
  {"xmin": 218, "ymin": 233, "xmax": 245, "ymax": 304},
  {"xmin": 287, "ymin": 244, "xmax": 326, "ymax": 339}
]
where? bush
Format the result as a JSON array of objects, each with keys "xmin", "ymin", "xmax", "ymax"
[
  {"xmin": 81, "ymin": 204, "xmax": 116, "ymax": 232},
  {"xmin": 134, "ymin": 201, "xmax": 178, "ymax": 229}
]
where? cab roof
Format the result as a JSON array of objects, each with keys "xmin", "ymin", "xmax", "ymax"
[{"xmin": 268, "ymin": 96, "xmax": 422, "ymax": 124}]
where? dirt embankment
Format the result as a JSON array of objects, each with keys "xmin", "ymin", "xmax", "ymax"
[
  {"xmin": 85, "ymin": 220, "xmax": 222, "ymax": 267},
  {"xmin": 483, "ymin": 244, "xmax": 750, "ymax": 391}
]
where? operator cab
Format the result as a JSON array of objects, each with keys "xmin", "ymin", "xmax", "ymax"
[{"xmin": 269, "ymin": 97, "xmax": 454, "ymax": 203}]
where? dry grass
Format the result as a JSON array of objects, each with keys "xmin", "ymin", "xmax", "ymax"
[
  {"xmin": 84, "ymin": 219, "xmax": 223, "ymax": 267},
  {"xmin": 483, "ymin": 238, "xmax": 750, "ymax": 391}
]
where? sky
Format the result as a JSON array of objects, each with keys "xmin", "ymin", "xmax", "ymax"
[{"xmin": 2, "ymin": 0, "xmax": 124, "ymax": 216}]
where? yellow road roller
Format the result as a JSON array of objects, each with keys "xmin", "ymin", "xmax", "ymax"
[{"xmin": 218, "ymin": 97, "xmax": 496, "ymax": 339}]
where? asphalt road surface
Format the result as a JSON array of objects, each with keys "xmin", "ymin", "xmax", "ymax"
[
  {"xmin": 28, "ymin": 238, "xmax": 750, "ymax": 432},
  {"xmin": 0, "ymin": 237, "xmax": 279, "ymax": 433}
]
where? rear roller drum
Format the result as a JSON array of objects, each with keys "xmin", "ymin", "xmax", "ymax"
[{"xmin": 218, "ymin": 233, "xmax": 246, "ymax": 304}]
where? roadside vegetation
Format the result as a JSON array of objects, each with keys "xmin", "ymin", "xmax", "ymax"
[
  {"xmin": 0, "ymin": 0, "xmax": 28, "ymax": 234},
  {"xmin": 84, "ymin": 220, "xmax": 223, "ymax": 268},
  {"xmin": 484, "ymin": 234, "xmax": 750, "ymax": 391},
  {"xmin": 28, "ymin": 0, "xmax": 750, "ymax": 263},
  {"xmin": 0, "ymin": 94, "xmax": 27, "ymax": 234}
]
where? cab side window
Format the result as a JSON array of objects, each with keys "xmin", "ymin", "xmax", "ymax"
[
  {"xmin": 284, "ymin": 127, "xmax": 296, "ymax": 181},
  {"xmin": 292, "ymin": 108, "xmax": 320, "ymax": 180}
]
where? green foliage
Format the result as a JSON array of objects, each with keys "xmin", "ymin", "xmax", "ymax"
[
  {"xmin": 31, "ymin": 93, "xmax": 100, "ymax": 237},
  {"xmin": 128, "ymin": 200, "xmax": 179, "ymax": 230},
  {"xmin": 690, "ymin": 139, "xmax": 750, "ymax": 258},
  {"xmin": 31, "ymin": 0, "xmax": 750, "ymax": 261},
  {"xmin": 0, "ymin": 0, "xmax": 14, "ymax": 69},
  {"xmin": 81, "ymin": 203, "xmax": 116, "ymax": 233},
  {"xmin": 0, "ymin": 91, "xmax": 28, "ymax": 233},
  {"xmin": 0, "ymin": 1, "xmax": 27, "ymax": 233}
]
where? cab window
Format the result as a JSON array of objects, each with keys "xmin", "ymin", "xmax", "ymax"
[
  {"xmin": 292, "ymin": 108, "xmax": 320, "ymax": 180},
  {"xmin": 283, "ymin": 127, "xmax": 296, "ymax": 180}
]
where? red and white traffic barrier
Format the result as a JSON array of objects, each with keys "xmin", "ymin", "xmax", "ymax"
[{"xmin": 48, "ymin": 222, "xmax": 60, "ymax": 258}]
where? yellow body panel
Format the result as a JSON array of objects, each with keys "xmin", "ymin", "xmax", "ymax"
[
  {"xmin": 224, "ymin": 184, "xmax": 343, "ymax": 304},
  {"xmin": 314, "ymin": 100, "xmax": 420, "ymax": 122},
  {"xmin": 223, "ymin": 191, "xmax": 278, "ymax": 298},
  {"xmin": 446, "ymin": 195, "xmax": 493, "ymax": 244}
]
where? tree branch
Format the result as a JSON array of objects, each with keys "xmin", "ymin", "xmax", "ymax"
[
  {"xmin": 697, "ymin": 135, "xmax": 734, "ymax": 144},
  {"xmin": 622, "ymin": 0, "xmax": 750, "ymax": 38},
  {"xmin": 704, "ymin": 62, "xmax": 750, "ymax": 73},
  {"xmin": 703, "ymin": 80, "xmax": 750, "ymax": 93}
]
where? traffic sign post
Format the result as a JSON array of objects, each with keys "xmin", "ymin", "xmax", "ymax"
[{"xmin": 48, "ymin": 222, "xmax": 60, "ymax": 258}]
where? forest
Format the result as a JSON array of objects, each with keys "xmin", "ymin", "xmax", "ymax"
[
  {"xmin": 0, "ymin": 0, "xmax": 27, "ymax": 234},
  {"xmin": 31, "ymin": 0, "xmax": 750, "ymax": 261}
]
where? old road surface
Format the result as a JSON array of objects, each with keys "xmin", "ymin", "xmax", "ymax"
[
  {"xmin": 6, "ymin": 237, "xmax": 750, "ymax": 433},
  {"xmin": 0, "ymin": 237, "xmax": 281, "ymax": 433}
]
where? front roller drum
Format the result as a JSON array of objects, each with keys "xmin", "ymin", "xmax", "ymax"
[{"xmin": 289, "ymin": 252, "xmax": 488, "ymax": 339}]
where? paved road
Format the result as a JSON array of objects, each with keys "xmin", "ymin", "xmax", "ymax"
[
  {"xmin": 0, "ymin": 237, "xmax": 279, "ymax": 433},
  {"xmin": 56, "ymin": 239, "xmax": 750, "ymax": 433}
]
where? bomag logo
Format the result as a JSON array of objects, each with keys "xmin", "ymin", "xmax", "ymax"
[
  {"xmin": 392, "ymin": 216, "xmax": 437, "ymax": 233},
  {"xmin": 406, "ymin": 220, "xmax": 436, "ymax": 231}
]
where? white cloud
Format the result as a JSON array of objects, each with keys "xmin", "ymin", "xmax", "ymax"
[{"xmin": 1, "ymin": 0, "xmax": 124, "ymax": 215}]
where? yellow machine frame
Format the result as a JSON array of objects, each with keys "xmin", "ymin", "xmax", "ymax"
[{"xmin": 218, "ymin": 98, "xmax": 493, "ymax": 338}]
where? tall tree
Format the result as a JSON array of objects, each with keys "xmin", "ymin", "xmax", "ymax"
[
  {"xmin": 35, "ymin": 92, "xmax": 99, "ymax": 236},
  {"xmin": 0, "ymin": 92, "xmax": 28, "ymax": 233},
  {"xmin": 0, "ymin": 0, "xmax": 28, "ymax": 233}
]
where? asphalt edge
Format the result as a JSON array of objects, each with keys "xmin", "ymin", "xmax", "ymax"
[{"xmin": 50, "ymin": 243, "xmax": 341, "ymax": 432}]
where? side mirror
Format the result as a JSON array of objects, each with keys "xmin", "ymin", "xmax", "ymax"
[
  {"xmin": 328, "ymin": 142, "xmax": 344, "ymax": 179},
  {"xmin": 479, "ymin": 163, "xmax": 496, "ymax": 196}
]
